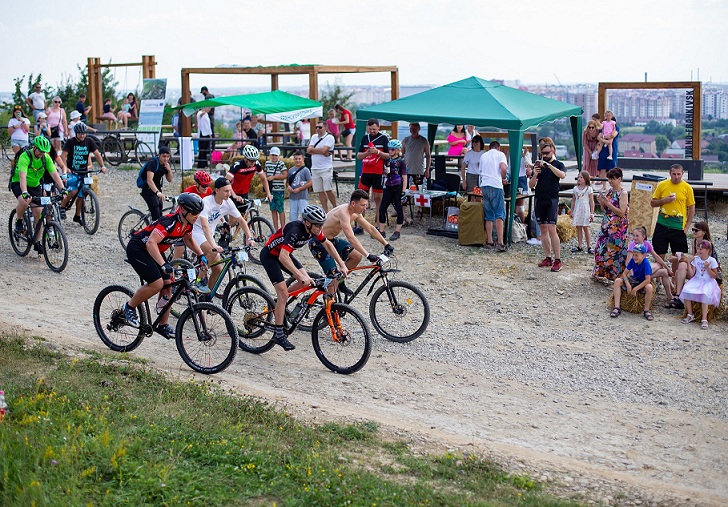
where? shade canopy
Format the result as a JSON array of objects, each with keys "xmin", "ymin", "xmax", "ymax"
[
  {"xmin": 176, "ymin": 90, "xmax": 323, "ymax": 123},
  {"xmin": 355, "ymin": 76, "xmax": 584, "ymax": 243}
]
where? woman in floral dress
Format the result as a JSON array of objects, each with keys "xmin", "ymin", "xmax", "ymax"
[{"xmin": 592, "ymin": 167, "xmax": 629, "ymax": 281}]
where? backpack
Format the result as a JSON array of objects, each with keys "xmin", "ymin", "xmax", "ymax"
[
  {"xmin": 7, "ymin": 146, "xmax": 33, "ymax": 191},
  {"xmin": 136, "ymin": 157, "xmax": 159, "ymax": 188}
]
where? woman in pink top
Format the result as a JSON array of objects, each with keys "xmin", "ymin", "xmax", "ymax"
[
  {"xmin": 447, "ymin": 125, "xmax": 468, "ymax": 157},
  {"xmin": 46, "ymin": 96, "xmax": 68, "ymax": 153},
  {"xmin": 326, "ymin": 109, "xmax": 341, "ymax": 159},
  {"xmin": 582, "ymin": 119, "xmax": 600, "ymax": 178}
]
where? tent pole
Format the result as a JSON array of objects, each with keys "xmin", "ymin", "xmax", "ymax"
[
  {"xmin": 353, "ymin": 120, "xmax": 366, "ymax": 188},
  {"xmin": 506, "ymin": 131, "xmax": 524, "ymax": 246},
  {"xmin": 571, "ymin": 115, "xmax": 583, "ymax": 173}
]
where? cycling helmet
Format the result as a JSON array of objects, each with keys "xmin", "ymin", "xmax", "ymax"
[
  {"xmin": 301, "ymin": 204, "xmax": 326, "ymax": 225},
  {"xmin": 388, "ymin": 139, "xmax": 402, "ymax": 150},
  {"xmin": 33, "ymin": 136, "xmax": 51, "ymax": 153},
  {"xmin": 177, "ymin": 192, "xmax": 204, "ymax": 215},
  {"xmin": 242, "ymin": 144, "xmax": 260, "ymax": 161},
  {"xmin": 193, "ymin": 170, "xmax": 211, "ymax": 186},
  {"xmin": 73, "ymin": 122, "xmax": 88, "ymax": 135}
]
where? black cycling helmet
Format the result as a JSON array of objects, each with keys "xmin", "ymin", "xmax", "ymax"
[
  {"xmin": 301, "ymin": 204, "xmax": 326, "ymax": 225},
  {"xmin": 73, "ymin": 122, "xmax": 88, "ymax": 135},
  {"xmin": 177, "ymin": 192, "xmax": 204, "ymax": 215}
]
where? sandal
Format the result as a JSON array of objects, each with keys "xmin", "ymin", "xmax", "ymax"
[
  {"xmin": 587, "ymin": 248, "xmax": 595, "ymax": 254},
  {"xmin": 485, "ymin": 243, "xmax": 495, "ymax": 250},
  {"xmin": 571, "ymin": 247, "xmax": 583, "ymax": 253},
  {"xmin": 681, "ymin": 314, "xmax": 695, "ymax": 324},
  {"xmin": 610, "ymin": 308, "xmax": 621, "ymax": 318},
  {"xmin": 665, "ymin": 297, "xmax": 684, "ymax": 310},
  {"xmin": 701, "ymin": 320, "xmax": 709, "ymax": 330},
  {"xmin": 643, "ymin": 310, "xmax": 654, "ymax": 321}
]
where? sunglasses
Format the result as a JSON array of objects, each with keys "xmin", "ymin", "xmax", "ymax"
[
  {"xmin": 316, "ymin": 125, "xmax": 324, "ymax": 129},
  {"xmin": 587, "ymin": 126, "xmax": 596, "ymax": 129},
  {"xmin": 691, "ymin": 228, "xmax": 702, "ymax": 232},
  {"xmin": 53, "ymin": 101, "xmax": 61, "ymax": 103}
]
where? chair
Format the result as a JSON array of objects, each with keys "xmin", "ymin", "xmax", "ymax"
[{"xmin": 432, "ymin": 172, "xmax": 462, "ymax": 210}]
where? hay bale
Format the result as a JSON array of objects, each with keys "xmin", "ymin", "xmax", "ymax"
[
  {"xmin": 681, "ymin": 302, "xmax": 725, "ymax": 322},
  {"xmin": 609, "ymin": 291, "xmax": 647, "ymax": 314},
  {"xmin": 556, "ymin": 214, "xmax": 576, "ymax": 243},
  {"xmin": 91, "ymin": 175, "xmax": 99, "ymax": 194}
]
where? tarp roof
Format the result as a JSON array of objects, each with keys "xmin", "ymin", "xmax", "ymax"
[{"xmin": 176, "ymin": 90, "xmax": 323, "ymax": 123}]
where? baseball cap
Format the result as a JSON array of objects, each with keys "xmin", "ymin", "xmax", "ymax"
[
  {"xmin": 37, "ymin": 112, "xmax": 47, "ymax": 119},
  {"xmin": 632, "ymin": 244, "xmax": 647, "ymax": 253},
  {"xmin": 269, "ymin": 147, "xmax": 281, "ymax": 156},
  {"xmin": 70, "ymin": 110, "xmax": 81, "ymax": 120},
  {"xmin": 214, "ymin": 176, "xmax": 230, "ymax": 189}
]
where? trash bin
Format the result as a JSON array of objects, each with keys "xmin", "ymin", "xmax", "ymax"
[{"xmin": 630, "ymin": 174, "xmax": 664, "ymax": 237}]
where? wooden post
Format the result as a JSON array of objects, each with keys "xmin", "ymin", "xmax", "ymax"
[
  {"xmin": 693, "ymin": 82, "xmax": 701, "ymax": 161},
  {"xmin": 309, "ymin": 70, "xmax": 319, "ymax": 137},
  {"xmin": 390, "ymin": 69, "xmax": 399, "ymax": 140},
  {"xmin": 181, "ymin": 70, "xmax": 191, "ymax": 137},
  {"xmin": 142, "ymin": 55, "xmax": 156, "ymax": 79}
]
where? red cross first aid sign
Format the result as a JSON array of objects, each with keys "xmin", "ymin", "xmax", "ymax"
[{"xmin": 414, "ymin": 193, "xmax": 431, "ymax": 208}]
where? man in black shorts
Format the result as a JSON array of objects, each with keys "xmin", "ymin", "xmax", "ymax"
[
  {"xmin": 529, "ymin": 141, "xmax": 566, "ymax": 272},
  {"xmin": 355, "ymin": 118, "xmax": 390, "ymax": 235},
  {"xmin": 122, "ymin": 193, "xmax": 207, "ymax": 340},
  {"xmin": 260, "ymin": 204, "xmax": 348, "ymax": 351}
]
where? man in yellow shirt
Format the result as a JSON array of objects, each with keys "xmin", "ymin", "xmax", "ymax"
[{"xmin": 650, "ymin": 164, "xmax": 695, "ymax": 257}]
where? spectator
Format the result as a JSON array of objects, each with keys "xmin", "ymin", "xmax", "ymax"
[
  {"xmin": 679, "ymin": 239, "xmax": 721, "ymax": 330},
  {"xmin": 326, "ymin": 109, "xmax": 341, "ymax": 158},
  {"xmin": 356, "ymin": 118, "xmax": 390, "ymax": 236},
  {"xmin": 199, "ymin": 86, "xmax": 216, "ymax": 135},
  {"xmin": 668, "ymin": 221, "xmax": 720, "ymax": 308},
  {"xmin": 75, "ymin": 93, "xmax": 92, "ymax": 123},
  {"xmin": 515, "ymin": 146, "xmax": 534, "ymax": 223},
  {"xmin": 402, "ymin": 122, "xmax": 431, "ymax": 187},
  {"xmin": 650, "ymin": 163, "xmax": 695, "ymax": 262},
  {"xmin": 286, "ymin": 151, "xmax": 312, "ymax": 222},
  {"xmin": 127, "ymin": 93, "xmax": 138, "ymax": 120},
  {"xmin": 46, "ymin": 96, "xmax": 67, "ymax": 153},
  {"xmin": 582, "ymin": 119, "xmax": 600, "ymax": 178},
  {"xmin": 34, "ymin": 112, "xmax": 50, "ymax": 139},
  {"xmin": 251, "ymin": 114, "xmax": 265, "ymax": 146},
  {"xmin": 117, "ymin": 97, "xmax": 132, "ymax": 128},
  {"xmin": 378, "ymin": 139, "xmax": 407, "ymax": 241},
  {"xmin": 228, "ymin": 120, "xmax": 244, "ymax": 153},
  {"xmin": 196, "ymin": 108, "xmax": 212, "ymax": 168},
  {"xmin": 307, "ymin": 120, "xmax": 337, "ymax": 213},
  {"xmin": 265, "ymin": 146, "xmax": 288, "ymax": 229},
  {"xmin": 461, "ymin": 134, "xmax": 484, "ymax": 192},
  {"xmin": 8, "ymin": 105, "xmax": 31, "ymax": 154},
  {"xmin": 26, "ymin": 83, "xmax": 46, "ymax": 122},
  {"xmin": 611, "ymin": 243, "xmax": 654, "ymax": 321},
  {"xmin": 139, "ymin": 146, "xmax": 173, "ymax": 221},
  {"xmin": 99, "ymin": 98, "xmax": 118, "ymax": 128},
  {"xmin": 241, "ymin": 119, "xmax": 257, "ymax": 146},
  {"xmin": 447, "ymin": 125, "xmax": 468, "ymax": 157},
  {"xmin": 334, "ymin": 103, "xmax": 355, "ymax": 161},
  {"xmin": 530, "ymin": 141, "xmax": 566, "ymax": 271},
  {"xmin": 295, "ymin": 118, "xmax": 312, "ymax": 145},
  {"xmin": 478, "ymin": 141, "xmax": 508, "ymax": 251},
  {"xmin": 465, "ymin": 125, "xmax": 480, "ymax": 149},
  {"xmin": 592, "ymin": 167, "xmax": 629, "ymax": 281},
  {"xmin": 624, "ymin": 225, "xmax": 676, "ymax": 308},
  {"xmin": 596, "ymin": 115, "xmax": 619, "ymax": 184},
  {"xmin": 569, "ymin": 170, "xmax": 595, "ymax": 253},
  {"xmin": 596, "ymin": 110, "xmax": 617, "ymax": 160}
]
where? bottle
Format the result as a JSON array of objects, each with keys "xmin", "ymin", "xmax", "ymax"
[
  {"xmin": 155, "ymin": 295, "xmax": 170, "ymax": 314},
  {"xmin": 289, "ymin": 301, "xmax": 305, "ymax": 320},
  {"xmin": 422, "ymin": 177, "xmax": 427, "ymax": 192},
  {"xmin": 0, "ymin": 390, "xmax": 7, "ymax": 421}
]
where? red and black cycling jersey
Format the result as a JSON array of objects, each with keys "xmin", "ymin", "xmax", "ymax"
[
  {"xmin": 228, "ymin": 160, "xmax": 264, "ymax": 196},
  {"xmin": 129, "ymin": 212, "xmax": 192, "ymax": 253},
  {"xmin": 264, "ymin": 220, "xmax": 325, "ymax": 257}
]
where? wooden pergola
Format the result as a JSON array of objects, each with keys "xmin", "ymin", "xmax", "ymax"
[
  {"xmin": 179, "ymin": 64, "xmax": 399, "ymax": 137},
  {"xmin": 87, "ymin": 55, "xmax": 156, "ymax": 122}
]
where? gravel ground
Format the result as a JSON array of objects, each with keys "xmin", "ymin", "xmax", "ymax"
[{"xmin": 1, "ymin": 158, "xmax": 726, "ymax": 506}]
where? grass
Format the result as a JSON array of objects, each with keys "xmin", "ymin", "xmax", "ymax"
[{"xmin": 0, "ymin": 333, "xmax": 583, "ymax": 507}]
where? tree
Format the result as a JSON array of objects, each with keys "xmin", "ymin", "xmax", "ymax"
[
  {"xmin": 1, "ymin": 74, "xmax": 45, "ymax": 116},
  {"xmin": 319, "ymin": 83, "xmax": 354, "ymax": 118},
  {"xmin": 655, "ymin": 134, "xmax": 670, "ymax": 154}
]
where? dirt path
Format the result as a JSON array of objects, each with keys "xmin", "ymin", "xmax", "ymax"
[{"xmin": 1, "ymin": 166, "xmax": 726, "ymax": 506}]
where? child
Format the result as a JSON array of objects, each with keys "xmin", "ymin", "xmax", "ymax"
[
  {"xmin": 680, "ymin": 240, "xmax": 721, "ymax": 330},
  {"xmin": 596, "ymin": 110, "xmax": 617, "ymax": 160},
  {"xmin": 624, "ymin": 226, "xmax": 676, "ymax": 307},
  {"xmin": 68, "ymin": 110, "xmax": 97, "ymax": 134},
  {"xmin": 100, "ymin": 98, "xmax": 118, "ymax": 129},
  {"xmin": 611, "ymin": 243, "xmax": 654, "ymax": 320},
  {"xmin": 569, "ymin": 170, "xmax": 594, "ymax": 253},
  {"xmin": 34, "ymin": 112, "xmax": 51, "ymax": 139},
  {"xmin": 117, "ymin": 97, "xmax": 131, "ymax": 127},
  {"xmin": 590, "ymin": 113, "xmax": 602, "ymax": 160},
  {"xmin": 286, "ymin": 151, "xmax": 312, "ymax": 221},
  {"xmin": 378, "ymin": 139, "xmax": 407, "ymax": 241},
  {"xmin": 228, "ymin": 120, "xmax": 244, "ymax": 154},
  {"xmin": 265, "ymin": 146, "xmax": 288, "ymax": 229}
]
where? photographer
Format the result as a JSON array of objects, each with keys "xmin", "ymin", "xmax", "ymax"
[{"xmin": 529, "ymin": 142, "xmax": 566, "ymax": 272}]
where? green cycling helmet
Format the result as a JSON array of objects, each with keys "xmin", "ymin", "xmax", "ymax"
[{"xmin": 33, "ymin": 136, "xmax": 51, "ymax": 153}]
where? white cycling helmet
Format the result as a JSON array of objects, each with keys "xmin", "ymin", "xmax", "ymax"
[{"xmin": 242, "ymin": 144, "xmax": 260, "ymax": 161}]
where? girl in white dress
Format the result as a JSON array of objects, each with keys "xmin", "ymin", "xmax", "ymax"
[
  {"xmin": 680, "ymin": 240, "xmax": 721, "ymax": 330},
  {"xmin": 569, "ymin": 170, "xmax": 595, "ymax": 253}
]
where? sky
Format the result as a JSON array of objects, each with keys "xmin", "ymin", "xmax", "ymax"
[{"xmin": 2, "ymin": 0, "xmax": 727, "ymax": 95}]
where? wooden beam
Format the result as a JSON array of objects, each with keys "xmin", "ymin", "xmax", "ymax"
[
  {"xmin": 181, "ymin": 65, "xmax": 398, "ymax": 76},
  {"xmin": 181, "ymin": 70, "xmax": 191, "ymax": 137},
  {"xmin": 390, "ymin": 69, "xmax": 399, "ymax": 141},
  {"xmin": 99, "ymin": 62, "xmax": 145, "ymax": 69}
]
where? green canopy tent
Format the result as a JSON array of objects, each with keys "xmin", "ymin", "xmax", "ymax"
[{"xmin": 355, "ymin": 76, "xmax": 583, "ymax": 243}]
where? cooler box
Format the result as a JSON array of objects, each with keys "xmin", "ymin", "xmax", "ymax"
[{"xmin": 458, "ymin": 202, "xmax": 485, "ymax": 246}]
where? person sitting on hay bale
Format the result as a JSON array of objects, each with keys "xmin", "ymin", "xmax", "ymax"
[
  {"xmin": 680, "ymin": 240, "xmax": 722, "ymax": 330},
  {"xmin": 611, "ymin": 243, "xmax": 654, "ymax": 320}
]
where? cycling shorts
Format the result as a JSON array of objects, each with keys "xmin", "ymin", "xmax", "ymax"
[{"xmin": 260, "ymin": 247, "xmax": 302, "ymax": 285}]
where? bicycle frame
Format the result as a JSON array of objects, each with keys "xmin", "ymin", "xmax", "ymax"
[
  {"xmin": 336, "ymin": 257, "xmax": 401, "ymax": 305},
  {"xmin": 61, "ymin": 170, "xmax": 100, "ymax": 209},
  {"xmin": 199, "ymin": 247, "xmax": 252, "ymax": 298},
  {"xmin": 284, "ymin": 280, "xmax": 346, "ymax": 341},
  {"xmin": 24, "ymin": 195, "xmax": 63, "ymax": 241},
  {"xmin": 136, "ymin": 268, "xmax": 206, "ymax": 337}
]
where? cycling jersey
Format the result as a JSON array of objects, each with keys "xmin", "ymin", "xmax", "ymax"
[
  {"xmin": 264, "ymin": 220, "xmax": 325, "ymax": 257},
  {"xmin": 183, "ymin": 184, "xmax": 213, "ymax": 198},
  {"xmin": 129, "ymin": 212, "xmax": 192, "ymax": 253},
  {"xmin": 228, "ymin": 159, "xmax": 264, "ymax": 196}
]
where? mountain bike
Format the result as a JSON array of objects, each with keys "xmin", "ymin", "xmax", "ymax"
[
  {"xmin": 59, "ymin": 169, "xmax": 102, "ymax": 234},
  {"xmin": 93, "ymin": 262, "xmax": 237, "ymax": 374},
  {"xmin": 117, "ymin": 196, "xmax": 177, "ymax": 250},
  {"xmin": 101, "ymin": 131, "xmax": 155, "ymax": 168},
  {"xmin": 225, "ymin": 275, "xmax": 371, "ymax": 374},
  {"xmin": 288, "ymin": 252, "xmax": 429, "ymax": 343},
  {"xmin": 8, "ymin": 194, "xmax": 69, "ymax": 272}
]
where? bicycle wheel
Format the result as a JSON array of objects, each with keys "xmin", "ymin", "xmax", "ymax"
[
  {"xmin": 118, "ymin": 209, "xmax": 149, "ymax": 250},
  {"xmin": 102, "ymin": 136, "xmax": 124, "ymax": 167},
  {"xmin": 225, "ymin": 286, "xmax": 276, "ymax": 354},
  {"xmin": 220, "ymin": 272, "xmax": 268, "ymax": 307},
  {"xmin": 246, "ymin": 216, "xmax": 274, "ymax": 265},
  {"xmin": 168, "ymin": 259, "xmax": 195, "ymax": 321},
  {"xmin": 42, "ymin": 220, "xmax": 68, "ymax": 272},
  {"xmin": 80, "ymin": 189, "xmax": 100, "ymax": 235},
  {"xmin": 134, "ymin": 141, "xmax": 155, "ymax": 167},
  {"xmin": 93, "ymin": 285, "xmax": 147, "ymax": 352},
  {"xmin": 369, "ymin": 281, "xmax": 430, "ymax": 343},
  {"xmin": 285, "ymin": 273, "xmax": 325, "ymax": 332},
  {"xmin": 175, "ymin": 302, "xmax": 237, "ymax": 374},
  {"xmin": 311, "ymin": 302, "xmax": 371, "ymax": 374},
  {"xmin": 8, "ymin": 210, "xmax": 33, "ymax": 257}
]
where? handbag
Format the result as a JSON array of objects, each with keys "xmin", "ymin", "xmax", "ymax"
[
  {"xmin": 304, "ymin": 134, "xmax": 328, "ymax": 169},
  {"xmin": 512, "ymin": 220, "xmax": 527, "ymax": 243}
]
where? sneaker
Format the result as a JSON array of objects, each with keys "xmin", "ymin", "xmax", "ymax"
[
  {"xmin": 73, "ymin": 215, "xmax": 82, "ymax": 224},
  {"xmin": 526, "ymin": 238, "xmax": 542, "ymax": 246},
  {"xmin": 389, "ymin": 231, "xmax": 401, "ymax": 241},
  {"xmin": 194, "ymin": 282, "xmax": 211, "ymax": 295},
  {"xmin": 550, "ymin": 259, "xmax": 562, "ymax": 272},
  {"xmin": 154, "ymin": 323, "xmax": 175, "ymax": 340},
  {"xmin": 538, "ymin": 257, "xmax": 553, "ymax": 267},
  {"xmin": 273, "ymin": 330, "xmax": 295, "ymax": 351},
  {"xmin": 374, "ymin": 228, "xmax": 386, "ymax": 239},
  {"xmin": 496, "ymin": 243, "xmax": 507, "ymax": 252},
  {"xmin": 14, "ymin": 220, "xmax": 24, "ymax": 234},
  {"xmin": 338, "ymin": 282, "xmax": 354, "ymax": 296},
  {"xmin": 60, "ymin": 209, "xmax": 67, "ymax": 220},
  {"xmin": 33, "ymin": 242, "xmax": 45, "ymax": 255},
  {"xmin": 353, "ymin": 226, "xmax": 364, "ymax": 235},
  {"xmin": 123, "ymin": 303, "xmax": 139, "ymax": 327},
  {"xmin": 607, "ymin": 156, "xmax": 613, "ymax": 160}
]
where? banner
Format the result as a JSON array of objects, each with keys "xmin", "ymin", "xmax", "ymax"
[
  {"xmin": 264, "ymin": 107, "xmax": 322, "ymax": 123},
  {"xmin": 137, "ymin": 78, "xmax": 168, "ymax": 153}
]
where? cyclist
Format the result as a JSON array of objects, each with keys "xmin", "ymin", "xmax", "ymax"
[
  {"xmin": 226, "ymin": 144, "xmax": 272, "ymax": 206},
  {"xmin": 140, "ymin": 146, "xmax": 173, "ymax": 221},
  {"xmin": 309, "ymin": 189, "xmax": 393, "ymax": 295},
  {"xmin": 10, "ymin": 136, "xmax": 68, "ymax": 253},
  {"xmin": 192, "ymin": 177, "xmax": 255, "ymax": 292},
  {"xmin": 261, "ymin": 204, "xmax": 348, "ymax": 351},
  {"xmin": 184, "ymin": 170, "xmax": 213, "ymax": 198},
  {"xmin": 59, "ymin": 122, "xmax": 107, "ymax": 223},
  {"xmin": 122, "ymin": 192, "xmax": 207, "ymax": 339}
]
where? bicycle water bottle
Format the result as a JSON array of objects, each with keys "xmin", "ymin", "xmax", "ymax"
[
  {"xmin": 289, "ymin": 301, "xmax": 305, "ymax": 320},
  {"xmin": 0, "ymin": 390, "xmax": 7, "ymax": 421},
  {"xmin": 155, "ymin": 295, "xmax": 170, "ymax": 314}
]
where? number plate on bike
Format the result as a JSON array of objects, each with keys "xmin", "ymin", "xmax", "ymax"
[
  {"xmin": 254, "ymin": 199, "xmax": 261, "ymax": 206},
  {"xmin": 84, "ymin": 177, "xmax": 93, "ymax": 185},
  {"xmin": 40, "ymin": 196, "xmax": 51, "ymax": 205},
  {"xmin": 186, "ymin": 268, "xmax": 196, "ymax": 281},
  {"xmin": 236, "ymin": 251, "xmax": 249, "ymax": 262},
  {"xmin": 42, "ymin": 184, "xmax": 53, "ymax": 192},
  {"xmin": 379, "ymin": 254, "xmax": 389, "ymax": 263}
]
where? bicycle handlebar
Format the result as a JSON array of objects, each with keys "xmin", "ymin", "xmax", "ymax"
[{"xmin": 30, "ymin": 194, "xmax": 64, "ymax": 205}]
